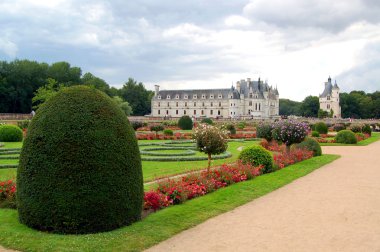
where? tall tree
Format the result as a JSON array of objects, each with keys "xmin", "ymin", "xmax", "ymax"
[
  {"xmin": 120, "ymin": 78, "xmax": 154, "ymax": 116},
  {"xmin": 300, "ymin": 96, "xmax": 319, "ymax": 117},
  {"xmin": 279, "ymin": 99, "xmax": 301, "ymax": 116}
]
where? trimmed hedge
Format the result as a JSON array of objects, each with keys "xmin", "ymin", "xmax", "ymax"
[
  {"xmin": 201, "ymin": 118, "xmax": 213, "ymax": 125},
  {"xmin": 296, "ymin": 137, "xmax": 322, "ymax": 156},
  {"xmin": 335, "ymin": 130, "xmax": 357, "ymax": 144},
  {"xmin": 141, "ymin": 151, "xmax": 232, "ymax": 161},
  {"xmin": 314, "ymin": 122, "xmax": 328, "ymax": 134},
  {"xmin": 178, "ymin": 116, "xmax": 193, "ymax": 130},
  {"xmin": 311, "ymin": 131, "xmax": 320, "ymax": 137},
  {"xmin": 17, "ymin": 86, "xmax": 143, "ymax": 234},
  {"xmin": 238, "ymin": 145, "xmax": 273, "ymax": 173},
  {"xmin": 0, "ymin": 125, "xmax": 23, "ymax": 142}
]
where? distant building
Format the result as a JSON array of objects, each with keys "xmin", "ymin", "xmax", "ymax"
[
  {"xmin": 319, "ymin": 76, "xmax": 341, "ymax": 118},
  {"xmin": 151, "ymin": 78, "xmax": 279, "ymax": 119}
]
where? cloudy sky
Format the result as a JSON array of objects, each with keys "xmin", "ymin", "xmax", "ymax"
[{"xmin": 1, "ymin": 0, "xmax": 380, "ymax": 101}]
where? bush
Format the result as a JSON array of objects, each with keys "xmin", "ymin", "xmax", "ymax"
[
  {"xmin": 237, "ymin": 121, "xmax": 246, "ymax": 129},
  {"xmin": 178, "ymin": 115, "xmax": 193, "ymax": 130},
  {"xmin": 272, "ymin": 120, "xmax": 309, "ymax": 147},
  {"xmin": 17, "ymin": 120, "xmax": 31, "ymax": 130},
  {"xmin": 150, "ymin": 124, "xmax": 164, "ymax": 132},
  {"xmin": 362, "ymin": 124, "xmax": 372, "ymax": 136},
  {"xmin": 238, "ymin": 145, "xmax": 273, "ymax": 174},
  {"xmin": 0, "ymin": 125, "xmax": 23, "ymax": 142},
  {"xmin": 333, "ymin": 123, "xmax": 345, "ymax": 132},
  {"xmin": 256, "ymin": 122, "xmax": 273, "ymax": 141},
  {"xmin": 17, "ymin": 86, "xmax": 143, "ymax": 234},
  {"xmin": 130, "ymin": 121, "xmax": 143, "ymax": 130},
  {"xmin": 314, "ymin": 122, "xmax": 328, "ymax": 134},
  {"xmin": 350, "ymin": 123, "xmax": 363, "ymax": 133},
  {"xmin": 296, "ymin": 137, "xmax": 322, "ymax": 156},
  {"xmin": 163, "ymin": 129, "xmax": 174, "ymax": 136},
  {"xmin": 335, "ymin": 130, "xmax": 357, "ymax": 144},
  {"xmin": 201, "ymin": 118, "xmax": 213, "ymax": 125},
  {"xmin": 311, "ymin": 131, "xmax": 320, "ymax": 137},
  {"xmin": 224, "ymin": 124, "xmax": 236, "ymax": 135}
]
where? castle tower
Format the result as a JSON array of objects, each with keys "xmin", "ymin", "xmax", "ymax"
[{"xmin": 319, "ymin": 77, "xmax": 341, "ymax": 118}]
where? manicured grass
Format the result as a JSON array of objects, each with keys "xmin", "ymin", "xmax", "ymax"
[
  {"xmin": 319, "ymin": 132, "xmax": 380, "ymax": 146},
  {"xmin": 0, "ymin": 154, "xmax": 339, "ymax": 252}
]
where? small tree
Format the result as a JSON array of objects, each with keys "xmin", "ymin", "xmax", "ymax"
[
  {"xmin": 272, "ymin": 120, "xmax": 309, "ymax": 152},
  {"xmin": 193, "ymin": 124, "xmax": 228, "ymax": 171},
  {"xmin": 150, "ymin": 124, "xmax": 164, "ymax": 138},
  {"xmin": 256, "ymin": 122, "xmax": 274, "ymax": 141}
]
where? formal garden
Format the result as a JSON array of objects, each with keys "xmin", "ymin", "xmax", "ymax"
[{"xmin": 0, "ymin": 86, "xmax": 379, "ymax": 251}]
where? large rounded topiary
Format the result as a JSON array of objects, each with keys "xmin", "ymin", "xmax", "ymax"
[
  {"xmin": 314, "ymin": 122, "xmax": 328, "ymax": 134},
  {"xmin": 238, "ymin": 145, "xmax": 273, "ymax": 174},
  {"xmin": 0, "ymin": 125, "xmax": 23, "ymax": 142},
  {"xmin": 335, "ymin": 130, "xmax": 357, "ymax": 144},
  {"xmin": 178, "ymin": 115, "xmax": 193, "ymax": 130},
  {"xmin": 17, "ymin": 86, "xmax": 143, "ymax": 234},
  {"xmin": 296, "ymin": 137, "xmax": 322, "ymax": 156}
]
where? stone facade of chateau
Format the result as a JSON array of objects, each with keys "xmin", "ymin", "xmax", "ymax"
[
  {"xmin": 319, "ymin": 76, "xmax": 341, "ymax": 118},
  {"xmin": 151, "ymin": 78, "xmax": 280, "ymax": 119}
]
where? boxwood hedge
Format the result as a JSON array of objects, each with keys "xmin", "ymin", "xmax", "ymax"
[{"xmin": 17, "ymin": 86, "xmax": 143, "ymax": 234}]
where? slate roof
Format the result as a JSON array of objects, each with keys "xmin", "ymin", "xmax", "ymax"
[{"xmin": 320, "ymin": 77, "xmax": 339, "ymax": 98}]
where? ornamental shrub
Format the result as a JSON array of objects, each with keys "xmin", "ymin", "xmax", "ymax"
[
  {"xmin": 256, "ymin": 122, "xmax": 273, "ymax": 141},
  {"xmin": 311, "ymin": 131, "xmax": 320, "ymax": 137},
  {"xmin": 237, "ymin": 121, "xmax": 246, "ymax": 129},
  {"xmin": 238, "ymin": 145, "xmax": 273, "ymax": 173},
  {"xmin": 163, "ymin": 129, "xmax": 174, "ymax": 136},
  {"xmin": 335, "ymin": 130, "xmax": 357, "ymax": 144},
  {"xmin": 333, "ymin": 123, "xmax": 345, "ymax": 132},
  {"xmin": 350, "ymin": 123, "xmax": 363, "ymax": 133},
  {"xmin": 178, "ymin": 115, "xmax": 193, "ymax": 130},
  {"xmin": 224, "ymin": 124, "xmax": 236, "ymax": 135},
  {"xmin": 296, "ymin": 137, "xmax": 322, "ymax": 156},
  {"xmin": 201, "ymin": 118, "xmax": 213, "ymax": 125},
  {"xmin": 17, "ymin": 120, "xmax": 31, "ymax": 130},
  {"xmin": 17, "ymin": 86, "xmax": 143, "ymax": 234},
  {"xmin": 0, "ymin": 125, "xmax": 23, "ymax": 142},
  {"xmin": 362, "ymin": 124, "xmax": 372, "ymax": 136},
  {"xmin": 314, "ymin": 122, "xmax": 328, "ymax": 134},
  {"xmin": 193, "ymin": 124, "xmax": 228, "ymax": 170},
  {"xmin": 130, "ymin": 121, "xmax": 143, "ymax": 130},
  {"xmin": 272, "ymin": 120, "xmax": 309, "ymax": 149}
]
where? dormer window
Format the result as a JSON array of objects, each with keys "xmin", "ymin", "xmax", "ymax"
[
  {"xmin": 167, "ymin": 95, "xmax": 171, "ymax": 99},
  {"xmin": 184, "ymin": 95, "xmax": 188, "ymax": 99},
  {"xmin": 327, "ymin": 96, "xmax": 330, "ymax": 100},
  {"xmin": 202, "ymin": 94, "xmax": 206, "ymax": 99},
  {"xmin": 218, "ymin": 94, "xmax": 222, "ymax": 99},
  {"xmin": 175, "ymin": 94, "xmax": 179, "ymax": 99},
  {"xmin": 210, "ymin": 95, "xmax": 214, "ymax": 99},
  {"xmin": 249, "ymin": 93, "xmax": 253, "ymax": 98},
  {"xmin": 193, "ymin": 94, "xmax": 197, "ymax": 99},
  {"xmin": 230, "ymin": 95, "xmax": 233, "ymax": 98},
  {"xmin": 157, "ymin": 95, "xmax": 161, "ymax": 99}
]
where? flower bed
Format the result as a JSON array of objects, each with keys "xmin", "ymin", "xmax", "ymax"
[
  {"xmin": 144, "ymin": 161, "xmax": 263, "ymax": 211},
  {"xmin": 229, "ymin": 132, "xmax": 257, "ymax": 139},
  {"xmin": 0, "ymin": 179, "xmax": 16, "ymax": 208},
  {"xmin": 136, "ymin": 132, "xmax": 192, "ymax": 140}
]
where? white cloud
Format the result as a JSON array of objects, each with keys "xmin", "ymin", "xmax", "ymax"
[
  {"xmin": 224, "ymin": 15, "xmax": 251, "ymax": 27},
  {"xmin": 0, "ymin": 38, "xmax": 18, "ymax": 57}
]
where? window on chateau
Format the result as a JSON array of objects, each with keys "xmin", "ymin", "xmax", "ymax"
[
  {"xmin": 218, "ymin": 94, "xmax": 222, "ymax": 98},
  {"xmin": 255, "ymin": 103, "xmax": 257, "ymax": 110},
  {"xmin": 193, "ymin": 94, "xmax": 197, "ymax": 99},
  {"xmin": 185, "ymin": 102, "xmax": 187, "ymax": 106},
  {"xmin": 211, "ymin": 102, "xmax": 213, "ymax": 107},
  {"xmin": 167, "ymin": 95, "xmax": 170, "ymax": 99},
  {"xmin": 158, "ymin": 102, "xmax": 160, "ymax": 107},
  {"xmin": 176, "ymin": 110, "xmax": 178, "ymax": 115},
  {"xmin": 167, "ymin": 102, "xmax": 169, "ymax": 107},
  {"xmin": 176, "ymin": 95, "xmax": 179, "ymax": 99},
  {"xmin": 201, "ymin": 110, "xmax": 204, "ymax": 115},
  {"xmin": 184, "ymin": 110, "xmax": 186, "ymax": 115},
  {"xmin": 158, "ymin": 110, "xmax": 160, "ymax": 114},
  {"xmin": 327, "ymin": 96, "xmax": 330, "ymax": 101},
  {"xmin": 210, "ymin": 110, "xmax": 213, "ymax": 115},
  {"xmin": 166, "ymin": 110, "xmax": 169, "ymax": 115},
  {"xmin": 158, "ymin": 95, "xmax": 161, "ymax": 99},
  {"xmin": 176, "ymin": 102, "xmax": 178, "ymax": 107},
  {"xmin": 249, "ymin": 93, "xmax": 253, "ymax": 98},
  {"xmin": 230, "ymin": 103, "xmax": 232, "ymax": 106},
  {"xmin": 194, "ymin": 110, "xmax": 196, "ymax": 115},
  {"xmin": 210, "ymin": 95, "xmax": 214, "ymax": 99},
  {"xmin": 249, "ymin": 101, "xmax": 252, "ymax": 106},
  {"xmin": 194, "ymin": 102, "xmax": 196, "ymax": 106},
  {"xmin": 218, "ymin": 110, "xmax": 221, "ymax": 115},
  {"xmin": 184, "ymin": 95, "xmax": 188, "ymax": 99},
  {"xmin": 202, "ymin": 102, "xmax": 205, "ymax": 107},
  {"xmin": 327, "ymin": 104, "xmax": 330, "ymax": 109},
  {"xmin": 202, "ymin": 94, "xmax": 206, "ymax": 99},
  {"xmin": 219, "ymin": 102, "xmax": 221, "ymax": 107},
  {"xmin": 259, "ymin": 103, "xmax": 261, "ymax": 110}
]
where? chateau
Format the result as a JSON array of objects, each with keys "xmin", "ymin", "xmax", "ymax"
[
  {"xmin": 319, "ymin": 76, "xmax": 341, "ymax": 118},
  {"xmin": 151, "ymin": 78, "xmax": 279, "ymax": 119}
]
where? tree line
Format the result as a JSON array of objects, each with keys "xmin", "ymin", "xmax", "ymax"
[
  {"xmin": 0, "ymin": 60, "xmax": 153, "ymax": 116},
  {"xmin": 280, "ymin": 91, "xmax": 380, "ymax": 119}
]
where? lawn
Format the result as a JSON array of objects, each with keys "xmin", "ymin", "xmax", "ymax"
[
  {"xmin": 319, "ymin": 132, "xmax": 380, "ymax": 146},
  {"xmin": 0, "ymin": 140, "xmax": 258, "ymax": 182},
  {"xmin": 0, "ymin": 154, "xmax": 339, "ymax": 252}
]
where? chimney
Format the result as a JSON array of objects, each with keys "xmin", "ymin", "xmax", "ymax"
[
  {"xmin": 154, "ymin": 85, "xmax": 160, "ymax": 96},
  {"xmin": 236, "ymin": 81, "xmax": 240, "ymax": 91},
  {"xmin": 247, "ymin": 78, "xmax": 251, "ymax": 82}
]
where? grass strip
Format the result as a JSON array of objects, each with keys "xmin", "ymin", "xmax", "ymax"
[
  {"xmin": 0, "ymin": 154, "xmax": 339, "ymax": 252},
  {"xmin": 319, "ymin": 132, "xmax": 380, "ymax": 146}
]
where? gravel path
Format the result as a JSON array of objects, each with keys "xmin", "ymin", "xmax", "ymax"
[{"xmin": 147, "ymin": 140, "xmax": 380, "ymax": 252}]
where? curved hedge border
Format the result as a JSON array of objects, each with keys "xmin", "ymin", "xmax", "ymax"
[
  {"xmin": 141, "ymin": 151, "xmax": 232, "ymax": 161},
  {"xmin": 140, "ymin": 148, "xmax": 196, "ymax": 156},
  {"xmin": 0, "ymin": 164, "xmax": 18, "ymax": 169},
  {"xmin": 0, "ymin": 155, "xmax": 19, "ymax": 160}
]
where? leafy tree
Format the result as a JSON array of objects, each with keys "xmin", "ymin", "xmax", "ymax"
[
  {"xmin": 193, "ymin": 124, "xmax": 228, "ymax": 171},
  {"xmin": 32, "ymin": 78, "xmax": 65, "ymax": 110},
  {"xmin": 81, "ymin": 72, "xmax": 110, "ymax": 93},
  {"xmin": 272, "ymin": 120, "xmax": 309, "ymax": 152},
  {"xmin": 317, "ymin": 109, "xmax": 329, "ymax": 119},
  {"xmin": 279, "ymin": 99, "xmax": 301, "ymax": 116},
  {"xmin": 300, "ymin": 96, "xmax": 319, "ymax": 117},
  {"xmin": 47, "ymin": 62, "xmax": 81, "ymax": 85},
  {"xmin": 112, "ymin": 96, "xmax": 133, "ymax": 116},
  {"xmin": 120, "ymin": 78, "xmax": 154, "ymax": 116}
]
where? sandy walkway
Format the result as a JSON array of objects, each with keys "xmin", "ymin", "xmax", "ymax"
[{"xmin": 147, "ymin": 140, "xmax": 380, "ymax": 252}]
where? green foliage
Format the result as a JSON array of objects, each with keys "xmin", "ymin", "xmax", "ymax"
[
  {"xmin": 362, "ymin": 124, "xmax": 372, "ymax": 136},
  {"xmin": 311, "ymin": 131, "xmax": 320, "ymax": 137},
  {"xmin": 178, "ymin": 115, "xmax": 193, "ymax": 130},
  {"xmin": 223, "ymin": 124, "xmax": 236, "ymax": 135},
  {"xmin": 279, "ymin": 99, "xmax": 301, "ymax": 116},
  {"xmin": 150, "ymin": 124, "xmax": 164, "ymax": 133},
  {"xmin": 335, "ymin": 130, "xmax": 357, "ymax": 144},
  {"xmin": 163, "ymin": 129, "xmax": 174, "ymax": 136},
  {"xmin": 17, "ymin": 120, "xmax": 31, "ymax": 130},
  {"xmin": 201, "ymin": 118, "xmax": 213, "ymax": 125},
  {"xmin": 237, "ymin": 121, "xmax": 246, "ymax": 129},
  {"xmin": 333, "ymin": 123, "xmax": 345, "ymax": 132},
  {"xmin": 296, "ymin": 137, "xmax": 322, "ymax": 156},
  {"xmin": 0, "ymin": 125, "xmax": 23, "ymax": 142},
  {"xmin": 314, "ymin": 122, "xmax": 328, "ymax": 134},
  {"xmin": 317, "ymin": 109, "xmax": 329, "ymax": 118},
  {"xmin": 272, "ymin": 120, "xmax": 309, "ymax": 146},
  {"xmin": 112, "ymin": 96, "xmax": 133, "ymax": 116},
  {"xmin": 120, "ymin": 78, "xmax": 153, "ymax": 116},
  {"xmin": 238, "ymin": 145, "xmax": 273, "ymax": 173},
  {"xmin": 300, "ymin": 96, "xmax": 319, "ymax": 117},
  {"xmin": 256, "ymin": 122, "xmax": 273, "ymax": 141},
  {"xmin": 32, "ymin": 78, "xmax": 66, "ymax": 110},
  {"xmin": 130, "ymin": 121, "xmax": 143, "ymax": 130},
  {"xmin": 17, "ymin": 86, "xmax": 143, "ymax": 234},
  {"xmin": 349, "ymin": 123, "xmax": 363, "ymax": 133}
]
